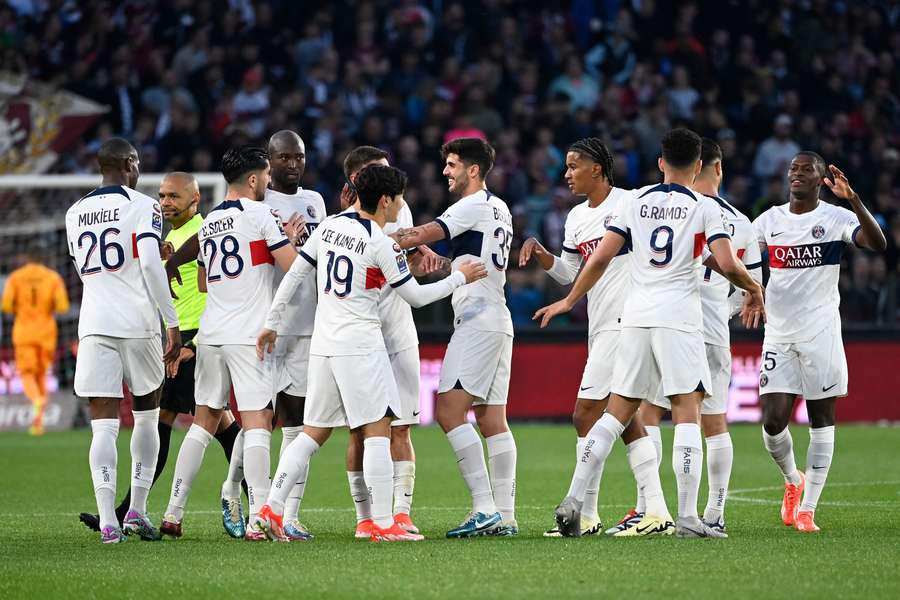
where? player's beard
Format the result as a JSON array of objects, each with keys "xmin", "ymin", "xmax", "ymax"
[{"xmin": 450, "ymin": 173, "xmax": 468, "ymax": 198}]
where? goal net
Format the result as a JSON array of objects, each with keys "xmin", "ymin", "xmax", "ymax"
[{"xmin": 0, "ymin": 173, "xmax": 225, "ymax": 431}]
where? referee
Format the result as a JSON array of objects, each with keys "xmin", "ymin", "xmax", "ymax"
[{"xmin": 79, "ymin": 172, "xmax": 244, "ymax": 533}]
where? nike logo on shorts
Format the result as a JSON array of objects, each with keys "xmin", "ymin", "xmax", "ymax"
[
  {"xmin": 580, "ymin": 386, "xmax": 592, "ymax": 391},
  {"xmin": 822, "ymin": 383, "xmax": 838, "ymax": 392},
  {"xmin": 412, "ymin": 411, "xmax": 420, "ymax": 416},
  {"xmin": 771, "ymin": 232, "xmax": 784, "ymax": 237}
]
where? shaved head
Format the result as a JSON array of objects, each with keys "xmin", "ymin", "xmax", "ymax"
[
  {"xmin": 97, "ymin": 137, "xmax": 140, "ymax": 187},
  {"xmin": 163, "ymin": 171, "xmax": 199, "ymax": 194},
  {"xmin": 267, "ymin": 130, "xmax": 306, "ymax": 193}
]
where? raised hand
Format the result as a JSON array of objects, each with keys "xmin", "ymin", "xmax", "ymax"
[
  {"xmin": 823, "ymin": 165, "xmax": 855, "ymax": 201},
  {"xmin": 519, "ymin": 237, "xmax": 549, "ymax": 267}
]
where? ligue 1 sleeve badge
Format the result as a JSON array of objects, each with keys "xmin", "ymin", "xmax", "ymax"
[{"xmin": 812, "ymin": 225, "xmax": 825, "ymax": 239}]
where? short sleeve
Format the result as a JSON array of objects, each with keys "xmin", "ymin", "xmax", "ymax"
[
  {"xmin": 740, "ymin": 220, "xmax": 763, "ymax": 269},
  {"xmin": 262, "ymin": 207, "xmax": 291, "ymax": 251},
  {"xmin": 374, "ymin": 237, "xmax": 413, "ymax": 288},
  {"xmin": 436, "ymin": 195, "xmax": 479, "ymax": 239},
  {"xmin": 298, "ymin": 224, "xmax": 321, "ymax": 265},
  {"xmin": 752, "ymin": 213, "xmax": 767, "ymax": 246},
  {"xmin": 135, "ymin": 195, "xmax": 163, "ymax": 243},
  {"xmin": 606, "ymin": 205, "xmax": 630, "ymax": 239},
  {"xmin": 398, "ymin": 202, "xmax": 414, "ymax": 229},
  {"xmin": 561, "ymin": 210, "xmax": 579, "ymax": 255},
  {"xmin": 701, "ymin": 197, "xmax": 730, "ymax": 244},
  {"xmin": 839, "ymin": 208, "xmax": 862, "ymax": 247}
]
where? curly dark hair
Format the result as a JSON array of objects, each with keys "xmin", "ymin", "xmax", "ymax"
[{"xmin": 568, "ymin": 137, "xmax": 615, "ymax": 186}]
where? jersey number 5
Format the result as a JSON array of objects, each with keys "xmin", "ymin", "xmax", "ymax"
[{"xmin": 203, "ymin": 235, "xmax": 244, "ymax": 282}]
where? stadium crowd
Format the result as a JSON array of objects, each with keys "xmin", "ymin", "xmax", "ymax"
[{"xmin": 3, "ymin": 0, "xmax": 900, "ymax": 327}]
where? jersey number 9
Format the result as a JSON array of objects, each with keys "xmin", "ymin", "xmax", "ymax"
[{"xmin": 649, "ymin": 225, "xmax": 674, "ymax": 267}]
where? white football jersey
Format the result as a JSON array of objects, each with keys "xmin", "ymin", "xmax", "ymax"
[
  {"xmin": 300, "ymin": 210, "xmax": 416, "ymax": 356},
  {"xmin": 436, "ymin": 189, "xmax": 513, "ymax": 335},
  {"xmin": 196, "ymin": 198, "xmax": 290, "ymax": 345},
  {"xmin": 66, "ymin": 185, "xmax": 165, "ymax": 339},
  {"xmin": 700, "ymin": 195, "xmax": 762, "ymax": 348},
  {"xmin": 264, "ymin": 188, "xmax": 327, "ymax": 336},
  {"xmin": 608, "ymin": 182, "xmax": 730, "ymax": 332},
  {"xmin": 561, "ymin": 187, "xmax": 633, "ymax": 336},
  {"xmin": 753, "ymin": 200, "xmax": 861, "ymax": 343},
  {"xmin": 378, "ymin": 202, "xmax": 419, "ymax": 354}
]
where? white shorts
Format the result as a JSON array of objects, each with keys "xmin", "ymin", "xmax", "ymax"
[
  {"xmin": 390, "ymin": 346, "xmax": 421, "ymax": 426},
  {"xmin": 195, "ymin": 344, "xmax": 280, "ymax": 412},
  {"xmin": 275, "ymin": 335, "xmax": 311, "ymax": 397},
  {"xmin": 578, "ymin": 330, "xmax": 619, "ymax": 400},
  {"xmin": 438, "ymin": 326, "xmax": 512, "ymax": 405},
  {"xmin": 305, "ymin": 351, "xmax": 401, "ymax": 430},
  {"xmin": 612, "ymin": 327, "xmax": 711, "ymax": 399},
  {"xmin": 649, "ymin": 343, "xmax": 731, "ymax": 414},
  {"xmin": 759, "ymin": 324, "xmax": 848, "ymax": 400},
  {"xmin": 75, "ymin": 334, "xmax": 163, "ymax": 397}
]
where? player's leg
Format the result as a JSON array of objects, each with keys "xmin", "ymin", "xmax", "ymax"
[
  {"xmin": 388, "ymin": 346, "xmax": 420, "ymax": 532},
  {"xmin": 437, "ymin": 328, "xmax": 505, "ymax": 536},
  {"xmin": 701, "ymin": 412, "xmax": 731, "ymax": 531},
  {"xmin": 32, "ymin": 346, "xmax": 52, "ymax": 434},
  {"xmin": 475, "ymin": 403, "xmax": 517, "ymax": 535},
  {"xmin": 15, "ymin": 345, "xmax": 44, "ymax": 435},
  {"xmin": 794, "ymin": 326, "xmax": 845, "ymax": 531},
  {"xmin": 630, "ymin": 399, "xmax": 665, "ymax": 520},
  {"xmin": 570, "ymin": 397, "xmax": 606, "ymax": 531},
  {"xmin": 276, "ymin": 391, "xmax": 311, "ymax": 538},
  {"xmin": 346, "ymin": 429, "xmax": 373, "ymax": 537}
]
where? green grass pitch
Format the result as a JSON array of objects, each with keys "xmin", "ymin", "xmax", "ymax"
[{"xmin": 1, "ymin": 424, "xmax": 898, "ymax": 599}]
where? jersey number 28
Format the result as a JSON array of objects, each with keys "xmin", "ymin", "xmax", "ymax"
[{"xmin": 203, "ymin": 235, "xmax": 244, "ymax": 282}]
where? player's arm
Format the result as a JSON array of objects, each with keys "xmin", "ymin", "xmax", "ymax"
[
  {"xmin": 164, "ymin": 232, "xmax": 200, "ymax": 297},
  {"xmin": 53, "ymin": 274, "xmax": 70, "ymax": 314},
  {"xmin": 533, "ymin": 231, "xmax": 625, "ymax": 328},
  {"xmin": 197, "ymin": 264, "xmax": 207, "ymax": 293},
  {"xmin": 824, "ymin": 165, "xmax": 887, "ymax": 252},
  {"xmin": 707, "ymin": 237, "xmax": 765, "ymax": 328},
  {"xmin": 390, "ymin": 221, "xmax": 447, "ymax": 250},
  {"xmin": 393, "ymin": 261, "xmax": 486, "ymax": 308},
  {"xmin": 1, "ymin": 275, "xmax": 14, "ymax": 314},
  {"xmin": 519, "ymin": 237, "xmax": 582, "ymax": 284},
  {"xmin": 136, "ymin": 234, "xmax": 182, "ymax": 361},
  {"xmin": 407, "ymin": 245, "xmax": 452, "ymax": 277}
]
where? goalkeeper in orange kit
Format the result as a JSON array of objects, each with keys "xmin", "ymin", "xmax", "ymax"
[{"xmin": 2, "ymin": 250, "xmax": 70, "ymax": 435}]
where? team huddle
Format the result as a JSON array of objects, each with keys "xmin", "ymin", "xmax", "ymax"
[{"xmin": 68, "ymin": 126, "xmax": 884, "ymax": 544}]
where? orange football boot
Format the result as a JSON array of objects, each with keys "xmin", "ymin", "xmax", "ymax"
[
  {"xmin": 794, "ymin": 510, "xmax": 820, "ymax": 532},
  {"xmin": 781, "ymin": 472, "xmax": 805, "ymax": 526}
]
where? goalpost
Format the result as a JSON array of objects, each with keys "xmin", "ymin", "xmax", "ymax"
[{"xmin": 0, "ymin": 173, "xmax": 225, "ymax": 431}]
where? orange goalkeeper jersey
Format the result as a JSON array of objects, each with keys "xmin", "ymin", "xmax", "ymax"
[{"xmin": 1, "ymin": 262, "xmax": 70, "ymax": 348}]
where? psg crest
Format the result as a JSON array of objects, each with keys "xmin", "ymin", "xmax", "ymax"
[
  {"xmin": 307, "ymin": 205, "xmax": 317, "ymax": 218},
  {"xmin": 811, "ymin": 225, "xmax": 825, "ymax": 239},
  {"xmin": 759, "ymin": 373, "xmax": 769, "ymax": 387},
  {"xmin": 604, "ymin": 215, "xmax": 613, "ymax": 228}
]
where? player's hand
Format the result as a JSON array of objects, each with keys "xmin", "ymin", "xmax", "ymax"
[
  {"xmin": 163, "ymin": 327, "xmax": 182, "ymax": 363},
  {"xmin": 740, "ymin": 285, "xmax": 766, "ymax": 329},
  {"xmin": 256, "ymin": 329, "xmax": 278, "ymax": 361},
  {"xmin": 283, "ymin": 212, "xmax": 307, "ymax": 246},
  {"xmin": 457, "ymin": 260, "xmax": 487, "ymax": 283},
  {"xmin": 532, "ymin": 298, "xmax": 574, "ymax": 328},
  {"xmin": 165, "ymin": 259, "xmax": 182, "ymax": 299},
  {"xmin": 160, "ymin": 241, "xmax": 176, "ymax": 261},
  {"xmin": 340, "ymin": 182, "xmax": 357, "ymax": 210},
  {"xmin": 417, "ymin": 245, "xmax": 448, "ymax": 275},
  {"xmin": 519, "ymin": 237, "xmax": 549, "ymax": 267},
  {"xmin": 167, "ymin": 346, "xmax": 194, "ymax": 378},
  {"xmin": 823, "ymin": 165, "xmax": 855, "ymax": 201}
]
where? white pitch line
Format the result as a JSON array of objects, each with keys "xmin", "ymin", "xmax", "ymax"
[{"xmin": 728, "ymin": 480, "xmax": 900, "ymax": 507}]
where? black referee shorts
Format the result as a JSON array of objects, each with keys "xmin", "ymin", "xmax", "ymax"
[{"xmin": 160, "ymin": 329, "xmax": 198, "ymax": 415}]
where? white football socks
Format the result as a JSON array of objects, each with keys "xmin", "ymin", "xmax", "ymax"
[
  {"xmin": 221, "ymin": 429, "xmax": 244, "ymax": 500},
  {"xmin": 486, "ymin": 431, "xmax": 517, "ymax": 522},
  {"xmin": 628, "ymin": 436, "xmax": 669, "ymax": 518},
  {"xmin": 280, "ymin": 426, "xmax": 306, "ymax": 522},
  {"xmin": 703, "ymin": 432, "xmax": 733, "ymax": 523},
  {"xmin": 566, "ymin": 413, "xmax": 624, "ymax": 501},
  {"xmin": 166, "ymin": 423, "xmax": 213, "ymax": 521},
  {"xmin": 129, "ymin": 408, "xmax": 159, "ymax": 515},
  {"xmin": 392, "ymin": 460, "xmax": 415, "ymax": 516},
  {"xmin": 673, "ymin": 423, "xmax": 703, "ymax": 519},
  {"xmin": 363, "ymin": 437, "xmax": 394, "ymax": 529},
  {"xmin": 243, "ymin": 428, "xmax": 272, "ymax": 519},
  {"xmin": 800, "ymin": 426, "xmax": 835, "ymax": 512},
  {"xmin": 578, "ymin": 436, "xmax": 603, "ymax": 521},
  {"xmin": 348, "ymin": 470, "xmax": 372, "ymax": 523},
  {"xmin": 90, "ymin": 419, "xmax": 120, "ymax": 530},
  {"xmin": 634, "ymin": 425, "xmax": 662, "ymax": 514},
  {"xmin": 762, "ymin": 426, "xmax": 802, "ymax": 485},
  {"xmin": 446, "ymin": 423, "xmax": 496, "ymax": 515},
  {"xmin": 269, "ymin": 432, "xmax": 318, "ymax": 515}
]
